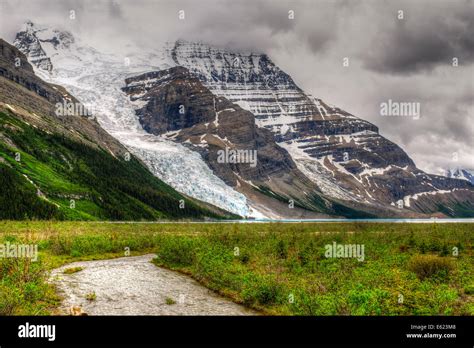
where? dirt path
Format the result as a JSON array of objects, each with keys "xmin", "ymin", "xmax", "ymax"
[{"xmin": 50, "ymin": 254, "xmax": 256, "ymax": 315}]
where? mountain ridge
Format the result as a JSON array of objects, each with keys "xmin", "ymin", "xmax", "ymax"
[
  {"xmin": 446, "ymin": 168, "xmax": 474, "ymax": 185},
  {"xmin": 10, "ymin": 23, "xmax": 474, "ymax": 218},
  {"xmin": 166, "ymin": 40, "xmax": 474, "ymax": 217}
]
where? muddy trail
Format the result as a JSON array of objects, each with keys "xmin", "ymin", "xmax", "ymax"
[{"xmin": 50, "ymin": 254, "xmax": 256, "ymax": 315}]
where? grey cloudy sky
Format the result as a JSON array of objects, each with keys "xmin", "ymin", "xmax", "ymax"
[{"xmin": 0, "ymin": 0, "xmax": 472, "ymax": 174}]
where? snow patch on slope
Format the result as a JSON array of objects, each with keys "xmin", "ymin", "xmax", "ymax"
[
  {"xmin": 446, "ymin": 168, "xmax": 474, "ymax": 185},
  {"xmin": 279, "ymin": 140, "xmax": 357, "ymax": 201}
]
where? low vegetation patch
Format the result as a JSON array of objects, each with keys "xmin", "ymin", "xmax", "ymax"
[
  {"xmin": 0, "ymin": 256, "xmax": 59, "ymax": 315},
  {"xmin": 0, "ymin": 221, "xmax": 472, "ymax": 315},
  {"xmin": 63, "ymin": 267, "xmax": 83, "ymax": 274},
  {"xmin": 165, "ymin": 297, "xmax": 176, "ymax": 305},
  {"xmin": 85, "ymin": 292, "xmax": 96, "ymax": 301},
  {"xmin": 408, "ymin": 255, "xmax": 454, "ymax": 281}
]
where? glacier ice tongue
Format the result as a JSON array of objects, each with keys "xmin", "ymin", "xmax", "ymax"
[{"xmin": 14, "ymin": 25, "xmax": 255, "ymax": 218}]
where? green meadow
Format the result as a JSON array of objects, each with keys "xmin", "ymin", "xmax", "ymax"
[{"xmin": 0, "ymin": 221, "xmax": 472, "ymax": 315}]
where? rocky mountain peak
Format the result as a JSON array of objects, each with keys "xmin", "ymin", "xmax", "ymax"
[
  {"xmin": 171, "ymin": 40, "xmax": 297, "ymax": 89},
  {"xmin": 14, "ymin": 21, "xmax": 53, "ymax": 72},
  {"xmin": 156, "ymin": 40, "xmax": 474, "ymax": 216},
  {"xmin": 13, "ymin": 21, "xmax": 76, "ymax": 73}
]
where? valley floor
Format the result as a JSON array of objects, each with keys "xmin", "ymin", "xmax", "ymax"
[{"xmin": 0, "ymin": 221, "xmax": 472, "ymax": 315}]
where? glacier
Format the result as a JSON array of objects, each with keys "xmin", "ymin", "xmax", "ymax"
[{"xmin": 14, "ymin": 22, "xmax": 255, "ymax": 218}]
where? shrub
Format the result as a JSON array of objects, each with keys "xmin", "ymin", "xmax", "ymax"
[
  {"xmin": 439, "ymin": 244, "xmax": 450, "ymax": 257},
  {"xmin": 155, "ymin": 237, "xmax": 199, "ymax": 267},
  {"xmin": 71, "ymin": 235, "xmax": 117, "ymax": 256},
  {"xmin": 242, "ymin": 275, "xmax": 283, "ymax": 306},
  {"xmin": 464, "ymin": 285, "xmax": 474, "ymax": 295},
  {"xmin": 50, "ymin": 237, "xmax": 72, "ymax": 255},
  {"xmin": 276, "ymin": 240, "xmax": 288, "ymax": 259},
  {"xmin": 0, "ymin": 284, "xmax": 21, "ymax": 315},
  {"xmin": 0, "ymin": 258, "xmax": 49, "ymax": 315},
  {"xmin": 408, "ymin": 255, "xmax": 454, "ymax": 281},
  {"xmin": 290, "ymin": 291, "xmax": 320, "ymax": 315},
  {"xmin": 193, "ymin": 245, "xmax": 234, "ymax": 286},
  {"xmin": 399, "ymin": 244, "xmax": 409, "ymax": 252},
  {"xmin": 419, "ymin": 241, "xmax": 427, "ymax": 254},
  {"xmin": 297, "ymin": 242, "xmax": 315, "ymax": 266},
  {"xmin": 408, "ymin": 232, "xmax": 416, "ymax": 247},
  {"xmin": 239, "ymin": 253, "xmax": 250, "ymax": 264}
]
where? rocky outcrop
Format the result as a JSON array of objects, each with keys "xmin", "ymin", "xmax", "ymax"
[
  {"xmin": 13, "ymin": 21, "xmax": 56, "ymax": 72},
  {"xmin": 0, "ymin": 37, "xmax": 59, "ymax": 102}
]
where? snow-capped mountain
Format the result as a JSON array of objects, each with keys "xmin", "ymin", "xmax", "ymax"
[
  {"xmin": 122, "ymin": 67, "xmax": 335, "ymax": 219},
  {"xmin": 12, "ymin": 22, "xmax": 256, "ymax": 218},
  {"xmin": 446, "ymin": 168, "xmax": 474, "ymax": 185},
  {"xmin": 11, "ymin": 23, "xmax": 474, "ymax": 218},
  {"xmin": 165, "ymin": 40, "xmax": 474, "ymax": 216},
  {"xmin": 0, "ymin": 38, "xmax": 236, "ymax": 221},
  {"xmin": 13, "ymin": 21, "xmax": 55, "ymax": 72},
  {"xmin": 167, "ymin": 41, "xmax": 409, "ymax": 202}
]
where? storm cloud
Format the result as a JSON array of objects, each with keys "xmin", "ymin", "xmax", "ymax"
[
  {"xmin": 363, "ymin": 0, "xmax": 474, "ymax": 74},
  {"xmin": 0, "ymin": 0, "xmax": 472, "ymax": 174}
]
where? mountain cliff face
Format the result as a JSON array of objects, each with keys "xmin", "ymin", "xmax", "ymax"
[
  {"xmin": 0, "ymin": 38, "xmax": 236, "ymax": 220},
  {"xmin": 123, "ymin": 67, "xmax": 337, "ymax": 218},
  {"xmin": 446, "ymin": 168, "xmax": 474, "ymax": 185},
  {"xmin": 11, "ymin": 23, "xmax": 474, "ymax": 218},
  {"xmin": 122, "ymin": 67, "xmax": 301, "ymax": 184},
  {"xmin": 167, "ymin": 40, "xmax": 474, "ymax": 217},
  {"xmin": 13, "ymin": 21, "xmax": 55, "ymax": 72}
]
